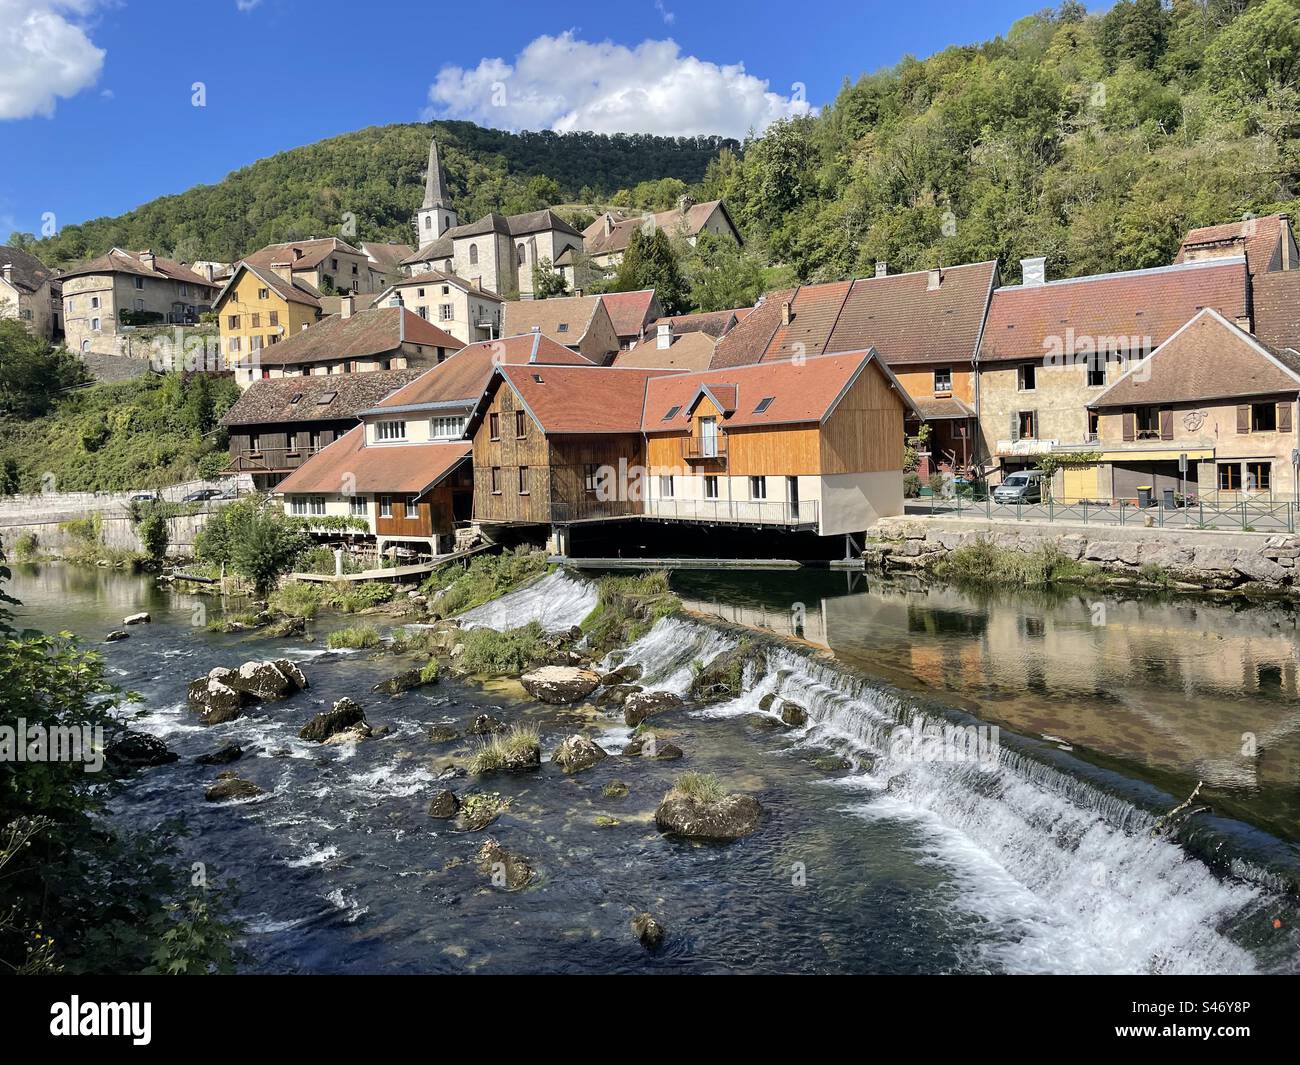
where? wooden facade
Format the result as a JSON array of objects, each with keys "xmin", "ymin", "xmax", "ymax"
[{"xmin": 227, "ymin": 420, "xmax": 350, "ymax": 489}]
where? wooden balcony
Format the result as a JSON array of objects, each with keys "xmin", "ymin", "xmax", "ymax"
[
  {"xmin": 682, "ymin": 434, "xmax": 727, "ymax": 464},
  {"xmin": 227, "ymin": 445, "xmax": 326, "ymax": 473}
]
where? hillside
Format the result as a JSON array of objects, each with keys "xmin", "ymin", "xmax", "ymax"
[{"xmin": 15, "ymin": 121, "xmax": 736, "ymax": 267}]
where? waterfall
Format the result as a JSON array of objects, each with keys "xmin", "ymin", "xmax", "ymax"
[
  {"xmin": 620, "ymin": 616, "xmax": 1276, "ymax": 975},
  {"xmin": 459, "ymin": 570, "xmax": 598, "ymax": 633}
]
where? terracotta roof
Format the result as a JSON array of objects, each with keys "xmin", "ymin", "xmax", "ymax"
[
  {"xmin": 1175, "ymin": 214, "xmax": 1288, "ymax": 280},
  {"xmin": 1252, "ymin": 269, "xmax": 1300, "ymax": 352},
  {"xmin": 372, "ymin": 332, "xmax": 593, "ymax": 411},
  {"xmin": 213, "ymin": 262, "xmax": 322, "ymax": 311},
  {"xmin": 598, "ymin": 289, "xmax": 658, "ymax": 338},
  {"xmin": 253, "ymin": 307, "xmax": 461, "ymax": 368},
  {"xmin": 0, "ymin": 245, "xmax": 54, "ymax": 293},
  {"xmin": 498, "ymin": 365, "xmax": 678, "ymax": 434},
  {"xmin": 979, "ymin": 258, "xmax": 1248, "ymax": 363},
  {"xmin": 503, "ymin": 294, "xmax": 608, "ymax": 344},
  {"xmin": 711, "ymin": 261, "xmax": 999, "ymax": 371},
  {"xmin": 643, "ymin": 350, "xmax": 919, "ymax": 430},
  {"xmin": 59, "ymin": 248, "xmax": 218, "ymax": 291},
  {"xmin": 219, "ymin": 368, "xmax": 425, "ymax": 426},
  {"xmin": 1091, "ymin": 309, "xmax": 1300, "ymax": 408},
  {"xmin": 612, "ymin": 331, "xmax": 717, "ymax": 370},
  {"xmin": 319, "ymin": 293, "xmax": 381, "ymax": 316},
  {"xmin": 383, "ymin": 269, "xmax": 504, "ymax": 302},
  {"xmin": 646, "ymin": 308, "xmax": 742, "ymax": 339},
  {"xmin": 583, "ymin": 200, "xmax": 736, "ymax": 258},
  {"xmin": 274, "ymin": 426, "xmax": 470, "ymax": 497},
  {"xmin": 243, "ymin": 238, "xmax": 365, "ymax": 273}
]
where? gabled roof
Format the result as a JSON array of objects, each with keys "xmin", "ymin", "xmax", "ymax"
[
  {"xmin": 646, "ymin": 307, "xmax": 744, "ymax": 339},
  {"xmin": 319, "ymin": 292, "xmax": 381, "ymax": 316},
  {"xmin": 1175, "ymin": 214, "xmax": 1290, "ymax": 280},
  {"xmin": 0, "ymin": 245, "xmax": 55, "ymax": 293},
  {"xmin": 242, "ymin": 237, "xmax": 366, "ymax": 273},
  {"xmin": 252, "ymin": 307, "xmax": 461, "ymax": 368},
  {"xmin": 1091, "ymin": 308, "xmax": 1300, "ymax": 408},
  {"xmin": 400, "ymin": 209, "xmax": 580, "ymax": 266},
  {"xmin": 711, "ymin": 260, "xmax": 998, "ymax": 370},
  {"xmin": 219, "ymin": 368, "xmax": 426, "ymax": 426},
  {"xmin": 612, "ymin": 331, "xmax": 717, "ymax": 371},
  {"xmin": 979, "ymin": 257, "xmax": 1248, "ymax": 362},
  {"xmin": 503, "ymin": 294, "xmax": 609, "ymax": 345},
  {"xmin": 1252, "ymin": 269, "xmax": 1300, "ymax": 353},
  {"xmin": 214, "ymin": 261, "xmax": 322, "ymax": 310},
  {"xmin": 59, "ymin": 248, "xmax": 218, "ymax": 289},
  {"xmin": 583, "ymin": 200, "xmax": 737, "ymax": 258},
  {"xmin": 361, "ymin": 241, "xmax": 415, "ymax": 269},
  {"xmin": 274, "ymin": 426, "xmax": 470, "ymax": 497},
  {"xmin": 370, "ymin": 332, "xmax": 593, "ymax": 412},
  {"xmin": 598, "ymin": 289, "xmax": 658, "ymax": 338},
  {"xmin": 381, "ymin": 269, "xmax": 505, "ymax": 302},
  {"xmin": 495, "ymin": 365, "xmax": 678, "ymax": 434},
  {"xmin": 644, "ymin": 349, "xmax": 921, "ymax": 430}
]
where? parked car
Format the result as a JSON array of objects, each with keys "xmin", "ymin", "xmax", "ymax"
[
  {"xmin": 993, "ymin": 470, "xmax": 1046, "ymax": 504},
  {"xmin": 182, "ymin": 488, "xmax": 221, "ymax": 501},
  {"xmin": 128, "ymin": 491, "xmax": 159, "ymax": 504}
]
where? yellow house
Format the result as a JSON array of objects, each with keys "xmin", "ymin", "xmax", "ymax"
[{"xmin": 213, "ymin": 262, "xmax": 322, "ymax": 372}]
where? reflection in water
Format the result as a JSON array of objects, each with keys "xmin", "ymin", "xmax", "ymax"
[{"xmin": 675, "ymin": 570, "xmax": 1300, "ymax": 843}]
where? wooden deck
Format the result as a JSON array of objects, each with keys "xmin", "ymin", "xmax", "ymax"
[{"xmin": 290, "ymin": 543, "xmax": 492, "ymax": 583}]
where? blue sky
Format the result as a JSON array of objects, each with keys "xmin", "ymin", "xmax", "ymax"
[{"xmin": 0, "ymin": 0, "xmax": 1060, "ymax": 240}]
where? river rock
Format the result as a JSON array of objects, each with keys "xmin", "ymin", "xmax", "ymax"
[
  {"xmin": 230, "ymin": 660, "xmax": 301, "ymax": 702},
  {"xmin": 470, "ymin": 713, "xmax": 505, "ymax": 735},
  {"xmin": 780, "ymin": 701, "xmax": 808, "ymax": 727},
  {"xmin": 632, "ymin": 912, "xmax": 665, "ymax": 952},
  {"xmin": 596, "ymin": 683, "xmax": 642, "ymax": 708},
  {"xmin": 428, "ymin": 724, "xmax": 460, "ymax": 744},
  {"xmin": 623, "ymin": 690, "xmax": 684, "ymax": 728},
  {"xmin": 551, "ymin": 734, "xmax": 608, "ymax": 774},
  {"xmin": 299, "ymin": 697, "xmax": 367, "ymax": 742},
  {"xmin": 688, "ymin": 643, "xmax": 766, "ymax": 703},
  {"xmin": 655, "ymin": 786, "xmax": 763, "ymax": 842},
  {"xmin": 204, "ymin": 776, "xmax": 264, "ymax": 802},
  {"xmin": 520, "ymin": 666, "xmax": 601, "ymax": 704},
  {"xmin": 104, "ymin": 630, "xmax": 129, "ymax": 643},
  {"xmin": 323, "ymin": 722, "xmax": 373, "ymax": 745},
  {"xmin": 601, "ymin": 663, "xmax": 643, "ymax": 685},
  {"xmin": 123, "ymin": 612, "xmax": 151, "ymax": 625},
  {"xmin": 427, "ymin": 789, "xmax": 460, "ymax": 819},
  {"xmin": 477, "ymin": 838, "xmax": 534, "ymax": 891},
  {"xmin": 187, "ymin": 673, "xmax": 245, "ymax": 725},
  {"xmin": 623, "ymin": 736, "xmax": 683, "ymax": 760},
  {"xmin": 373, "ymin": 668, "xmax": 425, "ymax": 695},
  {"xmin": 105, "ymin": 731, "xmax": 178, "ymax": 772},
  {"xmin": 196, "ymin": 742, "xmax": 244, "ymax": 766}
]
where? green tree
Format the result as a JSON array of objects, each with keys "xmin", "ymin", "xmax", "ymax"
[
  {"xmin": 1204, "ymin": 0, "xmax": 1300, "ymax": 106},
  {"xmin": 612, "ymin": 228, "xmax": 689, "ymax": 315},
  {"xmin": 686, "ymin": 232, "xmax": 765, "ymax": 312},
  {"xmin": 532, "ymin": 257, "xmax": 570, "ymax": 299},
  {"xmin": 196, "ymin": 498, "xmax": 311, "ymax": 594},
  {"xmin": 0, "ymin": 321, "xmax": 85, "ymax": 418}
]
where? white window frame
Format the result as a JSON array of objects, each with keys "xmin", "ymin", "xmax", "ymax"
[{"xmin": 375, "ymin": 419, "xmax": 407, "ymax": 442}]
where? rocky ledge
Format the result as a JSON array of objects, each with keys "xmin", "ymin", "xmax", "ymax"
[{"xmin": 187, "ymin": 659, "xmax": 309, "ymax": 725}]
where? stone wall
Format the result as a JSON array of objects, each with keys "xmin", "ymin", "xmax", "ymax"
[
  {"xmin": 0, "ymin": 512, "xmax": 211, "ymax": 560},
  {"xmin": 864, "ymin": 515, "xmax": 1299, "ymax": 594}
]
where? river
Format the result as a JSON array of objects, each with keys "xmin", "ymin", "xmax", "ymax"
[{"xmin": 8, "ymin": 562, "xmax": 1299, "ymax": 974}]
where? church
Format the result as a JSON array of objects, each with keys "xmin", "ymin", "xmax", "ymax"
[{"xmin": 400, "ymin": 135, "xmax": 583, "ymax": 300}]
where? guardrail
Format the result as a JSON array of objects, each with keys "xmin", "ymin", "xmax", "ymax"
[
  {"xmin": 645, "ymin": 498, "xmax": 819, "ymax": 527},
  {"xmin": 907, "ymin": 494, "xmax": 1298, "ymax": 533}
]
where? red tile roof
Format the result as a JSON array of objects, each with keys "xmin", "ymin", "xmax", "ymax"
[
  {"xmin": 1175, "ymin": 214, "xmax": 1289, "ymax": 280},
  {"xmin": 274, "ymin": 426, "xmax": 470, "ymax": 496},
  {"xmin": 645, "ymin": 308, "xmax": 745, "ymax": 338},
  {"xmin": 254, "ymin": 307, "xmax": 461, "ymax": 367},
  {"xmin": 59, "ymin": 248, "xmax": 219, "ymax": 291},
  {"xmin": 500, "ymin": 365, "xmax": 678, "ymax": 434},
  {"xmin": 243, "ymin": 237, "xmax": 365, "ymax": 273},
  {"xmin": 1252, "ymin": 269, "xmax": 1300, "ymax": 353},
  {"xmin": 599, "ymin": 289, "xmax": 658, "ymax": 338},
  {"xmin": 583, "ymin": 200, "xmax": 737, "ymax": 257},
  {"xmin": 979, "ymin": 258, "xmax": 1248, "ymax": 363}
]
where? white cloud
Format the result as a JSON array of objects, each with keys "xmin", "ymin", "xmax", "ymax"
[
  {"xmin": 235, "ymin": 0, "xmax": 262, "ymax": 10},
  {"xmin": 654, "ymin": 1, "xmax": 675, "ymax": 26},
  {"xmin": 427, "ymin": 32, "xmax": 814, "ymax": 138},
  {"xmin": 0, "ymin": 0, "xmax": 105, "ymax": 120}
]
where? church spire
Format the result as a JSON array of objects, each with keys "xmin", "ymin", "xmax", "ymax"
[{"xmin": 423, "ymin": 135, "xmax": 450, "ymax": 210}]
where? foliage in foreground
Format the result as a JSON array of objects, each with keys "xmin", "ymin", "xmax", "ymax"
[
  {"xmin": 421, "ymin": 547, "xmax": 550, "ymax": 617},
  {"xmin": 931, "ymin": 537, "xmax": 1100, "ymax": 588},
  {"xmin": 195, "ymin": 498, "xmax": 312, "ymax": 596},
  {"xmin": 457, "ymin": 622, "xmax": 546, "ymax": 676}
]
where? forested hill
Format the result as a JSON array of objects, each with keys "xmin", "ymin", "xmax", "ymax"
[{"xmin": 15, "ymin": 121, "xmax": 736, "ymax": 266}]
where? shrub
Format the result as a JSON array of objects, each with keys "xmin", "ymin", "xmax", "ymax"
[
  {"xmin": 418, "ymin": 659, "xmax": 440, "ymax": 684},
  {"xmin": 326, "ymin": 624, "xmax": 381, "ymax": 650},
  {"xmin": 330, "ymin": 581, "xmax": 393, "ymax": 613},
  {"xmin": 903, "ymin": 473, "xmax": 922, "ymax": 498},
  {"xmin": 268, "ymin": 581, "xmax": 326, "ymax": 620},
  {"xmin": 458, "ymin": 622, "xmax": 546, "ymax": 675},
  {"xmin": 196, "ymin": 498, "xmax": 311, "ymax": 595},
  {"xmin": 59, "ymin": 517, "xmax": 96, "ymax": 543},
  {"xmin": 928, "ymin": 473, "xmax": 948, "ymax": 498},
  {"xmin": 13, "ymin": 532, "xmax": 38, "ymax": 560},
  {"xmin": 933, "ymin": 537, "xmax": 1097, "ymax": 588},
  {"xmin": 135, "ymin": 507, "xmax": 169, "ymax": 562},
  {"xmin": 582, "ymin": 570, "xmax": 679, "ymax": 653}
]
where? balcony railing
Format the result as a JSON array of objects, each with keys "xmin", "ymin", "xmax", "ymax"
[
  {"xmin": 646, "ymin": 497, "xmax": 819, "ymax": 527},
  {"xmin": 683, "ymin": 434, "xmax": 728, "ymax": 462},
  {"xmin": 995, "ymin": 438, "xmax": 1058, "ymax": 456},
  {"xmin": 227, "ymin": 445, "xmax": 326, "ymax": 473}
]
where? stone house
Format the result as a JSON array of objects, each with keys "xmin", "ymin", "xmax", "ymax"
[
  {"xmin": 502, "ymin": 294, "xmax": 620, "ymax": 364},
  {"xmin": 241, "ymin": 238, "xmax": 387, "ymax": 296},
  {"xmin": 213, "ymin": 261, "xmax": 323, "ymax": 374},
  {"xmin": 371, "ymin": 270, "xmax": 504, "ymax": 344},
  {"xmin": 580, "ymin": 199, "xmax": 741, "ymax": 273},
  {"xmin": 0, "ymin": 245, "xmax": 59, "ymax": 339}
]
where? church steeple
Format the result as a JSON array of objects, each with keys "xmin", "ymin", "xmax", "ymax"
[{"xmin": 415, "ymin": 132, "xmax": 457, "ymax": 244}]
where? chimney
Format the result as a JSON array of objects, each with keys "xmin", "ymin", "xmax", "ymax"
[
  {"xmin": 1, "ymin": 264, "xmax": 11, "ymax": 284},
  {"xmin": 927, "ymin": 268, "xmax": 943, "ymax": 292},
  {"xmin": 781, "ymin": 300, "xmax": 792, "ymax": 326},
  {"xmin": 473, "ymin": 277, "xmax": 482, "ymax": 291},
  {"xmin": 292, "ymin": 247, "xmax": 304, "ymax": 262},
  {"xmin": 340, "ymin": 294, "xmax": 355, "ymax": 319},
  {"xmin": 530, "ymin": 324, "xmax": 541, "ymax": 334},
  {"xmin": 656, "ymin": 321, "xmax": 673, "ymax": 350},
  {"xmin": 1021, "ymin": 256, "xmax": 1047, "ymax": 286},
  {"xmin": 875, "ymin": 261, "xmax": 887, "ymax": 278},
  {"xmin": 677, "ymin": 194, "xmax": 695, "ymax": 214},
  {"xmin": 603, "ymin": 213, "xmax": 613, "ymax": 237},
  {"xmin": 140, "ymin": 250, "xmax": 156, "ymax": 271},
  {"xmin": 270, "ymin": 260, "xmax": 294, "ymax": 284}
]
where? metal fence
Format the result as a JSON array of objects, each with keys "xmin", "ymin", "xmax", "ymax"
[{"xmin": 907, "ymin": 494, "xmax": 1298, "ymax": 533}]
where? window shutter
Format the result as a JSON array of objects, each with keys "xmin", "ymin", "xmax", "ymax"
[
  {"xmin": 1159, "ymin": 408, "xmax": 1173, "ymax": 440},
  {"xmin": 1032, "ymin": 410, "xmax": 1039, "ymax": 438},
  {"xmin": 1010, "ymin": 412, "xmax": 1019, "ymax": 442},
  {"xmin": 1237, "ymin": 405, "xmax": 1250, "ymax": 434},
  {"xmin": 1122, "ymin": 411, "xmax": 1135, "ymax": 442},
  {"xmin": 1278, "ymin": 402, "xmax": 1293, "ymax": 433}
]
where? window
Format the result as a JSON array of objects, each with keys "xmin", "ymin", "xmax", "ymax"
[
  {"xmin": 258, "ymin": 288, "xmax": 269, "ymax": 300},
  {"xmin": 425, "ymin": 216, "xmax": 432, "ymax": 230},
  {"xmin": 515, "ymin": 411, "xmax": 528, "ymax": 438},
  {"xmin": 251, "ymin": 312, "xmax": 260, "ymax": 328},
  {"xmin": 90, "ymin": 296, "xmax": 100, "ymax": 309},
  {"xmin": 228, "ymin": 337, "xmax": 241, "ymax": 352},
  {"xmin": 441, "ymin": 286, "xmax": 449, "ymax": 295},
  {"xmin": 1219, "ymin": 464, "xmax": 1242, "ymax": 491},
  {"xmin": 516, "ymin": 244, "xmax": 526, "ymax": 265},
  {"xmin": 308, "ymin": 496, "xmax": 325, "ymax": 517},
  {"xmin": 330, "ymin": 258, "xmax": 339, "ymax": 270},
  {"xmin": 1017, "ymin": 410, "xmax": 1037, "ymax": 439},
  {"xmin": 584, "ymin": 464, "xmax": 600, "ymax": 493},
  {"xmin": 704, "ymin": 476, "xmax": 719, "ymax": 500},
  {"xmin": 750, "ymin": 476, "xmax": 767, "ymax": 500},
  {"xmin": 269, "ymin": 310, "xmax": 279, "ymax": 326},
  {"xmin": 489, "ymin": 412, "xmax": 500, "ymax": 440},
  {"xmin": 1086, "ymin": 352, "xmax": 1106, "ymax": 387},
  {"xmin": 659, "ymin": 475, "xmax": 674, "ymax": 498},
  {"xmin": 417, "ymin": 306, "xmax": 428, "ymax": 320},
  {"xmin": 469, "ymin": 244, "xmax": 478, "ymax": 265},
  {"xmin": 518, "ymin": 467, "xmax": 530, "ymax": 494},
  {"xmin": 376, "ymin": 420, "xmax": 406, "ymax": 441},
  {"xmin": 91, "ymin": 317, "xmax": 100, "ymax": 331},
  {"xmin": 417, "ymin": 288, "xmax": 426, "ymax": 299},
  {"xmin": 1018, "ymin": 363, "xmax": 1037, "ymax": 391},
  {"xmin": 179, "ymin": 284, "xmax": 188, "ymax": 297},
  {"xmin": 557, "ymin": 322, "xmax": 569, "ymax": 333},
  {"xmin": 250, "ymin": 335, "xmax": 262, "ymax": 351},
  {"xmin": 405, "ymin": 495, "xmax": 421, "ymax": 519},
  {"xmin": 933, "ymin": 368, "xmax": 953, "ymax": 394},
  {"xmin": 1247, "ymin": 462, "xmax": 1272, "ymax": 492},
  {"xmin": 248, "ymin": 434, "xmax": 261, "ymax": 453},
  {"xmin": 289, "ymin": 497, "xmax": 307, "ymax": 516},
  {"xmin": 134, "ymin": 277, "xmax": 144, "ymax": 290},
  {"xmin": 349, "ymin": 497, "xmax": 367, "ymax": 517},
  {"xmin": 289, "ymin": 393, "xmax": 303, "ymax": 405},
  {"xmin": 1134, "ymin": 406, "xmax": 1169, "ymax": 440},
  {"xmin": 316, "ymin": 391, "xmax": 337, "ymax": 406},
  {"xmin": 431, "ymin": 415, "xmax": 465, "ymax": 439},
  {"xmin": 379, "ymin": 495, "xmax": 393, "ymax": 517},
  {"xmin": 228, "ymin": 314, "xmax": 240, "ymax": 329},
  {"xmin": 438, "ymin": 303, "xmax": 453, "ymax": 321},
  {"xmin": 351, "ymin": 264, "xmax": 358, "ymax": 275},
  {"xmin": 490, "ymin": 467, "xmax": 501, "ymax": 494},
  {"xmin": 1251, "ymin": 402, "xmax": 1277, "ymax": 432},
  {"xmin": 663, "ymin": 405, "xmax": 682, "ymax": 421},
  {"xmin": 1087, "ymin": 409, "xmax": 1100, "ymax": 440}
]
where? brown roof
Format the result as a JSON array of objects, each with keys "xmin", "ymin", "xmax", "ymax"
[
  {"xmin": 1252, "ymin": 269, "xmax": 1300, "ymax": 352},
  {"xmin": 642, "ymin": 350, "xmax": 911, "ymax": 430},
  {"xmin": 319, "ymin": 293, "xmax": 381, "ymax": 316},
  {"xmin": 913, "ymin": 396, "xmax": 975, "ymax": 420},
  {"xmin": 254, "ymin": 307, "xmax": 461, "ymax": 368},
  {"xmin": 503, "ymin": 294, "xmax": 608, "ymax": 345},
  {"xmin": 1175, "ymin": 214, "xmax": 1289, "ymax": 280},
  {"xmin": 387, "ymin": 269, "xmax": 504, "ymax": 302},
  {"xmin": 243, "ymin": 238, "xmax": 365, "ymax": 273},
  {"xmin": 219, "ymin": 368, "xmax": 425, "ymax": 427},
  {"xmin": 59, "ymin": 248, "xmax": 218, "ymax": 291},
  {"xmin": 583, "ymin": 200, "xmax": 735, "ymax": 258},
  {"xmin": 400, "ymin": 210, "xmax": 580, "ymax": 267},
  {"xmin": 979, "ymin": 258, "xmax": 1248, "ymax": 363},
  {"xmin": 646, "ymin": 308, "xmax": 743, "ymax": 339},
  {"xmin": 361, "ymin": 241, "xmax": 415, "ymax": 269},
  {"xmin": 711, "ymin": 261, "xmax": 998, "ymax": 370},
  {"xmin": 274, "ymin": 426, "xmax": 470, "ymax": 496},
  {"xmin": 499, "ymin": 365, "xmax": 678, "ymax": 434},
  {"xmin": 0, "ymin": 245, "xmax": 54, "ymax": 293},
  {"xmin": 1091, "ymin": 309, "xmax": 1300, "ymax": 408},
  {"xmin": 612, "ymin": 331, "xmax": 717, "ymax": 370},
  {"xmin": 598, "ymin": 289, "xmax": 658, "ymax": 338},
  {"xmin": 373, "ymin": 332, "xmax": 593, "ymax": 411},
  {"xmin": 214, "ymin": 262, "xmax": 322, "ymax": 311}
]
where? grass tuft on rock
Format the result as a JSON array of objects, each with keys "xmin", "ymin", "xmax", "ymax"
[
  {"xmin": 581, "ymin": 570, "xmax": 681, "ymax": 654},
  {"xmin": 326, "ymin": 623, "xmax": 381, "ymax": 650},
  {"xmin": 268, "ymin": 581, "xmax": 326, "ymax": 620},
  {"xmin": 421, "ymin": 547, "xmax": 551, "ymax": 617},
  {"xmin": 469, "ymin": 724, "xmax": 541, "ymax": 775},
  {"xmin": 932, "ymin": 537, "xmax": 1099, "ymax": 588},
  {"xmin": 458, "ymin": 621, "xmax": 546, "ymax": 676},
  {"xmin": 670, "ymin": 771, "xmax": 726, "ymax": 805}
]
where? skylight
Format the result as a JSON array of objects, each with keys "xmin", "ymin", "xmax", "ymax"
[
  {"xmin": 556, "ymin": 323, "xmax": 569, "ymax": 332},
  {"xmin": 754, "ymin": 396, "xmax": 775, "ymax": 414},
  {"xmin": 289, "ymin": 393, "xmax": 303, "ymax": 404},
  {"xmin": 316, "ymin": 391, "xmax": 338, "ymax": 405},
  {"xmin": 663, "ymin": 405, "xmax": 682, "ymax": 420},
  {"xmin": 532, "ymin": 374, "xmax": 544, "ymax": 383}
]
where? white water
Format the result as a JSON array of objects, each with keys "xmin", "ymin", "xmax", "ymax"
[
  {"xmin": 459, "ymin": 570, "xmax": 598, "ymax": 633},
  {"xmin": 618, "ymin": 616, "xmax": 1266, "ymax": 975}
]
